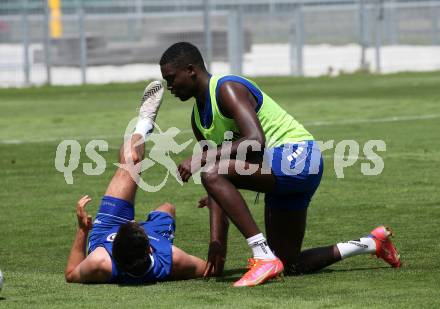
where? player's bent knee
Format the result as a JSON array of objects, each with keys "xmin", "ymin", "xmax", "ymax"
[
  {"xmin": 156, "ymin": 202, "xmax": 176, "ymax": 218},
  {"xmin": 285, "ymin": 261, "xmax": 313, "ymax": 276},
  {"xmin": 200, "ymin": 168, "xmax": 221, "ymax": 188}
]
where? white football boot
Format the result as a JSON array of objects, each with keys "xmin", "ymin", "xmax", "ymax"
[{"xmin": 139, "ymin": 80, "xmax": 164, "ymax": 124}]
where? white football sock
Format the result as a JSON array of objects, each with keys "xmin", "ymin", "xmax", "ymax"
[
  {"xmin": 336, "ymin": 237, "xmax": 376, "ymax": 259},
  {"xmin": 246, "ymin": 233, "xmax": 276, "ymax": 260},
  {"xmin": 133, "ymin": 118, "xmax": 153, "ymax": 140}
]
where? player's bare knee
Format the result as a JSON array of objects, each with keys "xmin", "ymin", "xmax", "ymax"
[
  {"xmin": 163, "ymin": 202, "xmax": 176, "ymax": 217},
  {"xmin": 201, "ymin": 168, "xmax": 221, "ymax": 188},
  {"xmin": 156, "ymin": 202, "xmax": 176, "ymax": 218}
]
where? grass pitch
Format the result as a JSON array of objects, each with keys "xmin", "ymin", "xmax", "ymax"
[{"xmin": 0, "ymin": 72, "xmax": 439, "ymax": 308}]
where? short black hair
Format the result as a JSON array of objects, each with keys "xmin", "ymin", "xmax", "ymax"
[
  {"xmin": 160, "ymin": 42, "xmax": 206, "ymax": 69},
  {"xmin": 112, "ymin": 221, "xmax": 151, "ymax": 277}
]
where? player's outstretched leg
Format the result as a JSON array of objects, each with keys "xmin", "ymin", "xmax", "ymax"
[
  {"xmin": 286, "ymin": 225, "xmax": 401, "ymax": 275},
  {"xmin": 87, "ymin": 81, "xmax": 165, "ymax": 279},
  {"xmin": 104, "ymin": 80, "xmax": 164, "ymax": 203}
]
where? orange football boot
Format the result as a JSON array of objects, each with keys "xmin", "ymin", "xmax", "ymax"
[
  {"xmin": 233, "ymin": 257, "xmax": 284, "ymax": 287},
  {"xmin": 369, "ymin": 226, "xmax": 401, "ymax": 268}
]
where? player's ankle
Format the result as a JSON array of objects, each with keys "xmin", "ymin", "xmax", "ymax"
[
  {"xmin": 247, "ymin": 233, "xmax": 276, "ymax": 260},
  {"xmin": 133, "ymin": 119, "xmax": 153, "ymax": 140},
  {"xmin": 336, "ymin": 237, "xmax": 376, "ymax": 259}
]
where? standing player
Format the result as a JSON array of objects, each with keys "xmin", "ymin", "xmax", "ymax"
[
  {"xmin": 65, "ymin": 81, "xmax": 206, "ymax": 284},
  {"xmin": 159, "ymin": 42, "xmax": 401, "ymax": 287}
]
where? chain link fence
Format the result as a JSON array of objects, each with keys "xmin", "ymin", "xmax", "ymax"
[{"xmin": 1, "ymin": 0, "xmax": 439, "ymax": 87}]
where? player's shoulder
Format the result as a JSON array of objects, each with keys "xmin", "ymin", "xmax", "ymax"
[
  {"xmin": 216, "ymin": 75, "xmax": 256, "ymax": 102},
  {"xmin": 84, "ymin": 247, "xmax": 113, "ymax": 282},
  {"xmin": 88, "ymin": 247, "xmax": 112, "ymax": 269},
  {"xmin": 216, "ymin": 74, "xmax": 252, "ymax": 88},
  {"xmin": 217, "ymin": 78, "xmax": 248, "ymax": 92}
]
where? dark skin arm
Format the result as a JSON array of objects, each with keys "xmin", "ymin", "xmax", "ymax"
[
  {"xmin": 178, "ymin": 81, "xmax": 265, "ymax": 182},
  {"xmin": 198, "ymin": 195, "xmax": 229, "ymax": 277},
  {"xmin": 191, "ymin": 113, "xmax": 230, "ymax": 277},
  {"xmin": 65, "ymin": 195, "xmax": 93, "ymax": 281},
  {"xmin": 65, "ymin": 195, "xmax": 111, "ymax": 283}
]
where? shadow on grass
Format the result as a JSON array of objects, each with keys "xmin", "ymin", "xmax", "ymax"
[
  {"xmin": 212, "ymin": 265, "xmax": 390, "ymax": 283},
  {"xmin": 316, "ymin": 266, "xmax": 390, "ymax": 274},
  {"xmin": 117, "ymin": 282, "xmax": 156, "ymax": 287},
  {"xmin": 208, "ymin": 268, "xmax": 246, "ymax": 283},
  {"xmin": 0, "ymin": 297, "xmax": 6, "ymax": 301}
]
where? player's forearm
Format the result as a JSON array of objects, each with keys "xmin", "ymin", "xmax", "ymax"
[
  {"xmin": 206, "ymin": 198, "xmax": 228, "ymax": 276},
  {"xmin": 65, "ymin": 228, "xmax": 89, "ymax": 279},
  {"xmin": 200, "ymin": 136, "xmax": 265, "ymax": 166}
]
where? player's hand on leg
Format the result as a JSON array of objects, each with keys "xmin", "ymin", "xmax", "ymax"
[
  {"xmin": 126, "ymin": 134, "xmax": 145, "ymax": 164},
  {"xmin": 203, "ymin": 241, "xmax": 226, "ymax": 278},
  {"xmin": 198, "ymin": 196, "xmax": 209, "ymax": 208},
  {"xmin": 178, "ymin": 157, "xmax": 193, "ymax": 182},
  {"xmin": 76, "ymin": 195, "xmax": 93, "ymax": 231}
]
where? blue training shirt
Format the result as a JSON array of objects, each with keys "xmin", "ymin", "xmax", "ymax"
[{"xmin": 88, "ymin": 196, "xmax": 175, "ymax": 284}]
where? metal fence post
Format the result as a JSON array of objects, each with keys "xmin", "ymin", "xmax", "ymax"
[
  {"xmin": 228, "ymin": 7, "xmax": 243, "ymax": 75},
  {"xmin": 289, "ymin": 16, "xmax": 296, "ymax": 75},
  {"xmin": 78, "ymin": 0, "xmax": 87, "ymax": 84},
  {"xmin": 43, "ymin": 0, "xmax": 52, "ymax": 85},
  {"xmin": 386, "ymin": 0, "xmax": 397, "ymax": 45},
  {"xmin": 127, "ymin": 0, "xmax": 142, "ymax": 42},
  {"xmin": 269, "ymin": 0, "xmax": 276, "ymax": 14},
  {"xmin": 358, "ymin": 0, "xmax": 367, "ymax": 70},
  {"xmin": 290, "ymin": 2, "xmax": 304, "ymax": 76},
  {"xmin": 135, "ymin": 0, "xmax": 143, "ymax": 37},
  {"xmin": 431, "ymin": 5, "xmax": 439, "ymax": 45},
  {"xmin": 237, "ymin": 5, "xmax": 244, "ymax": 74},
  {"xmin": 375, "ymin": 0, "xmax": 383, "ymax": 73},
  {"xmin": 364, "ymin": 2, "xmax": 371, "ymax": 47},
  {"xmin": 203, "ymin": 0, "xmax": 213, "ymax": 71},
  {"xmin": 21, "ymin": 0, "xmax": 30, "ymax": 86}
]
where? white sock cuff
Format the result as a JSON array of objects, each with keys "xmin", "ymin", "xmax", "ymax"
[
  {"xmin": 246, "ymin": 233, "xmax": 265, "ymax": 246},
  {"xmin": 247, "ymin": 233, "xmax": 276, "ymax": 260},
  {"xmin": 336, "ymin": 237, "xmax": 376, "ymax": 259},
  {"xmin": 133, "ymin": 119, "xmax": 153, "ymax": 140}
]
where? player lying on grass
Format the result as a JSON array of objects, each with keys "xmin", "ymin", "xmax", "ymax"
[
  {"xmin": 160, "ymin": 42, "xmax": 401, "ymax": 287},
  {"xmin": 65, "ymin": 81, "xmax": 206, "ymax": 284}
]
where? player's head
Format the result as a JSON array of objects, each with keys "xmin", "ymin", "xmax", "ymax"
[
  {"xmin": 160, "ymin": 42, "xmax": 207, "ymax": 101},
  {"xmin": 112, "ymin": 221, "xmax": 151, "ymax": 277}
]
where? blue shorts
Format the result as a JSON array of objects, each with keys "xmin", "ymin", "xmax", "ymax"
[
  {"xmin": 142, "ymin": 211, "xmax": 175, "ymax": 243},
  {"xmin": 264, "ymin": 140, "xmax": 323, "ymax": 211},
  {"xmin": 88, "ymin": 196, "xmax": 134, "ymax": 253}
]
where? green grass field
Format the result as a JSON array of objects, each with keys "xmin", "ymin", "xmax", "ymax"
[{"xmin": 0, "ymin": 72, "xmax": 439, "ymax": 308}]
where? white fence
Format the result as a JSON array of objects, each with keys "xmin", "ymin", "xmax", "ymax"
[{"xmin": 0, "ymin": 0, "xmax": 439, "ymax": 87}]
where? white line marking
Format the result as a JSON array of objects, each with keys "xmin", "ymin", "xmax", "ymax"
[
  {"xmin": 0, "ymin": 134, "xmax": 123, "ymax": 144},
  {"xmin": 303, "ymin": 113, "xmax": 440, "ymax": 126},
  {"xmin": 1, "ymin": 113, "xmax": 439, "ymax": 145}
]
